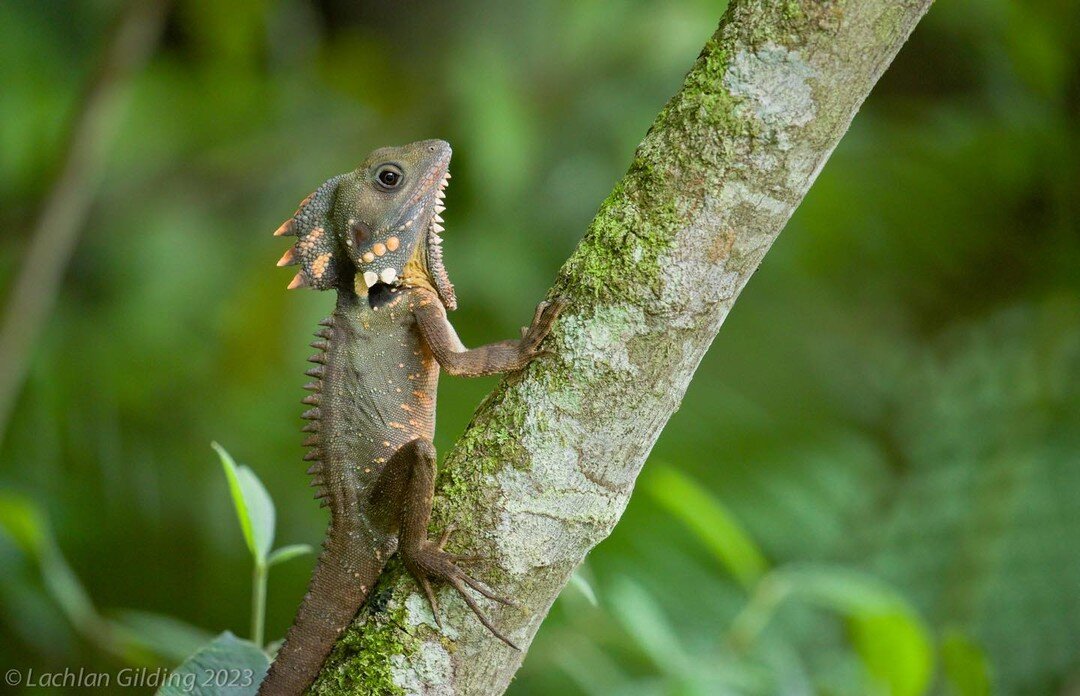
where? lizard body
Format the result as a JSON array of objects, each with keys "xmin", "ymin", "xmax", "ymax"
[{"xmin": 258, "ymin": 140, "xmax": 564, "ymax": 694}]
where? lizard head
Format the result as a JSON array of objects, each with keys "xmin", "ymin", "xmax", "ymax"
[{"xmin": 274, "ymin": 139, "xmax": 457, "ymax": 309}]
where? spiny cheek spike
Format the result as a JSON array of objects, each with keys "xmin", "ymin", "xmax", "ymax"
[{"xmin": 277, "ymin": 247, "xmax": 299, "ymax": 266}]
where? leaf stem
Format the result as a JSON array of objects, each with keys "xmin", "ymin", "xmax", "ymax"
[{"xmin": 252, "ymin": 561, "xmax": 267, "ymax": 649}]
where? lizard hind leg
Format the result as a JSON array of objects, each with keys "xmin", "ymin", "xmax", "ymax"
[{"xmin": 383, "ymin": 437, "xmax": 521, "ymax": 650}]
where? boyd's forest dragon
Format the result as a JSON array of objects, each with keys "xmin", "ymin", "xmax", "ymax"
[{"xmin": 258, "ymin": 140, "xmax": 566, "ymax": 694}]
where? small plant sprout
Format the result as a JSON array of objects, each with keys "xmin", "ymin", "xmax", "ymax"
[{"xmin": 212, "ymin": 442, "xmax": 312, "ymax": 651}]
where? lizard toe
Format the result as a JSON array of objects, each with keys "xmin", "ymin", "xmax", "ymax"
[{"xmin": 402, "ymin": 542, "xmax": 519, "ymax": 650}]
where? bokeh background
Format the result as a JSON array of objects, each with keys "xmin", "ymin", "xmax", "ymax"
[{"xmin": 1, "ymin": 0, "xmax": 1078, "ymax": 694}]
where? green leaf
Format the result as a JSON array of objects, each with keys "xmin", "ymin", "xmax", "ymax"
[
  {"xmin": 157, "ymin": 631, "xmax": 269, "ymax": 696},
  {"xmin": 0, "ymin": 493, "xmax": 98, "ymax": 634},
  {"xmin": 0, "ymin": 492, "xmax": 48, "ymax": 554},
  {"xmin": 568, "ymin": 569, "xmax": 599, "ymax": 607},
  {"xmin": 850, "ymin": 610, "xmax": 933, "ymax": 696},
  {"xmin": 212, "ymin": 442, "xmax": 275, "ymax": 564},
  {"xmin": 111, "ymin": 609, "xmax": 216, "ymax": 664},
  {"xmin": 608, "ymin": 576, "xmax": 688, "ymax": 677},
  {"xmin": 774, "ymin": 566, "xmax": 903, "ymax": 615},
  {"xmin": 941, "ymin": 628, "xmax": 992, "ymax": 696},
  {"xmin": 266, "ymin": 544, "xmax": 313, "ymax": 567},
  {"xmin": 39, "ymin": 545, "xmax": 100, "ymax": 637},
  {"xmin": 646, "ymin": 465, "xmax": 768, "ymax": 588},
  {"xmin": 776, "ymin": 566, "xmax": 933, "ymax": 696},
  {"xmin": 264, "ymin": 639, "xmax": 283, "ymax": 660}
]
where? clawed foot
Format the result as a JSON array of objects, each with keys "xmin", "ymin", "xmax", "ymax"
[
  {"xmin": 403, "ymin": 527, "xmax": 520, "ymax": 650},
  {"xmin": 520, "ymin": 296, "xmax": 569, "ymax": 358}
]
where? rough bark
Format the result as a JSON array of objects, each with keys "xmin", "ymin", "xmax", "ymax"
[{"xmin": 310, "ymin": 1, "xmax": 933, "ymax": 694}]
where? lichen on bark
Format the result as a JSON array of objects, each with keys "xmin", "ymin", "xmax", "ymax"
[{"xmin": 311, "ymin": 1, "xmax": 934, "ymax": 693}]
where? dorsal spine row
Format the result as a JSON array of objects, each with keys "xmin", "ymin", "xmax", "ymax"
[{"xmin": 301, "ymin": 316, "xmax": 334, "ymax": 507}]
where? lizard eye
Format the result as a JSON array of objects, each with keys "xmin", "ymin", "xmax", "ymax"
[{"xmin": 376, "ymin": 166, "xmax": 403, "ymax": 189}]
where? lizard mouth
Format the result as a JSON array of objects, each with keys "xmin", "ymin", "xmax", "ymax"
[
  {"xmin": 358, "ymin": 169, "xmax": 451, "ymax": 293},
  {"xmin": 424, "ymin": 170, "xmax": 457, "ymax": 310}
]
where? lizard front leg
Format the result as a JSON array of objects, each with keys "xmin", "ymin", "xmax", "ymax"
[
  {"xmin": 367, "ymin": 438, "xmax": 519, "ymax": 648},
  {"xmin": 414, "ymin": 293, "xmax": 567, "ymax": 377}
]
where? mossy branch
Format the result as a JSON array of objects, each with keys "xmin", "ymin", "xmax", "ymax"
[{"xmin": 311, "ymin": 1, "xmax": 933, "ymax": 693}]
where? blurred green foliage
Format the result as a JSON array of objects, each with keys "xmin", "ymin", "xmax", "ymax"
[{"xmin": 1, "ymin": 0, "xmax": 1078, "ymax": 694}]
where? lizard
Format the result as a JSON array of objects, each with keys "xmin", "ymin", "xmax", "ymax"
[{"xmin": 257, "ymin": 139, "xmax": 566, "ymax": 695}]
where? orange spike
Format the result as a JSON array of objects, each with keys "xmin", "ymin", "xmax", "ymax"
[
  {"xmin": 277, "ymin": 247, "xmax": 298, "ymax": 267},
  {"xmin": 287, "ymin": 273, "xmax": 308, "ymax": 290},
  {"xmin": 273, "ymin": 219, "xmax": 295, "ymax": 237}
]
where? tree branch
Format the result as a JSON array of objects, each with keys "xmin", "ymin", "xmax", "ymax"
[{"xmin": 311, "ymin": 0, "xmax": 933, "ymax": 693}]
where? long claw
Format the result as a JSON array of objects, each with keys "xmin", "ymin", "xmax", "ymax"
[
  {"xmin": 436, "ymin": 524, "xmax": 457, "ymax": 550},
  {"xmin": 419, "ymin": 576, "xmax": 443, "ymax": 630},
  {"xmin": 404, "ymin": 531, "xmax": 518, "ymax": 647},
  {"xmin": 528, "ymin": 302, "xmax": 547, "ymax": 330},
  {"xmin": 521, "ymin": 296, "xmax": 568, "ymax": 352},
  {"xmin": 539, "ymin": 297, "xmax": 567, "ymax": 323},
  {"xmin": 454, "ymin": 568, "xmax": 516, "ymax": 606},
  {"xmin": 447, "ymin": 576, "xmax": 520, "ymax": 650}
]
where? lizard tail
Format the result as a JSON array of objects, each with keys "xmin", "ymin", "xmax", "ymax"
[{"xmin": 257, "ymin": 525, "xmax": 384, "ymax": 695}]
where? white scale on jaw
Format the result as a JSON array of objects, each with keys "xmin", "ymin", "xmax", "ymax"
[
  {"xmin": 362, "ymin": 172, "xmax": 450, "ymax": 288},
  {"xmin": 358, "ymin": 268, "xmax": 393, "ymax": 290}
]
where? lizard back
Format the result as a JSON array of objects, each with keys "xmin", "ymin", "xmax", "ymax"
[
  {"xmin": 315, "ymin": 286, "xmax": 439, "ymax": 522},
  {"xmin": 259, "ymin": 285, "xmax": 439, "ymax": 693}
]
